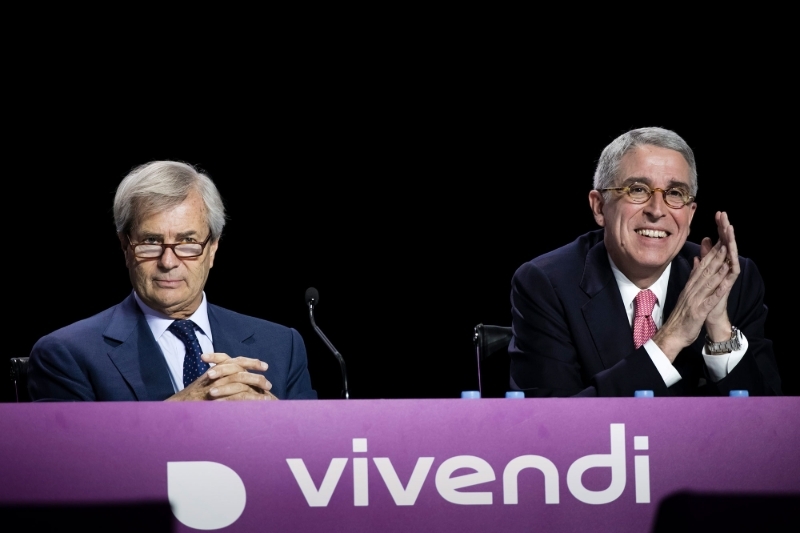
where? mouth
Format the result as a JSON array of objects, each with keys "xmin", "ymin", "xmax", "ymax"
[
  {"xmin": 154, "ymin": 279, "xmax": 183, "ymax": 287},
  {"xmin": 636, "ymin": 229, "xmax": 669, "ymax": 239}
]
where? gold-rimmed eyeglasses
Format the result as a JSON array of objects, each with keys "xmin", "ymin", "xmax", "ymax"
[
  {"xmin": 600, "ymin": 183, "xmax": 695, "ymax": 208},
  {"xmin": 127, "ymin": 233, "xmax": 213, "ymax": 259}
]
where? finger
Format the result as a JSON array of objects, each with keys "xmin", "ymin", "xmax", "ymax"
[
  {"xmin": 209, "ymin": 381, "xmax": 275, "ymax": 400},
  {"xmin": 206, "ymin": 355, "xmax": 268, "ymax": 372},
  {"xmin": 716, "ymin": 210, "xmax": 729, "ymax": 230},
  {"xmin": 724, "ymin": 224, "xmax": 740, "ymax": 274},
  {"xmin": 210, "ymin": 371, "xmax": 273, "ymax": 392},
  {"xmin": 200, "ymin": 353, "xmax": 268, "ymax": 370},
  {"xmin": 687, "ymin": 244, "xmax": 729, "ymax": 294},
  {"xmin": 690, "ymin": 251, "xmax": 734, "ymax": 313},
  {"xmin": 227, "ymin": 356, "xmax": 270, "ymax": 371},
  {"xmin": 203, "ymin": 355, "xmax": 268, "ymax": 378},
  {"xmin": 213, "ymin": 389, "xmax": 279, "ymax": 401},
  {"xmin": 207, "ymin": 362, "xmax": 245, "ymax": 380},
  {"xmin": 208, "ymin": 381, "xmax": 252, "ymax": 399},
  {"xmin": 691, "ymin": 241, "xmax": 724, "ymax": 278},
  {"xmin": 708, "ymin": 220, "xmax": 739, "ymax": 277},
  {"xmin": 701, "ymin": 283, "xmax": 729, "ymax": 315},
  {"xmin": 713, "ymin": 212, "xmax": 725, "ymax": 246},
  {"xmin": 707, "ymin": 262, "xmax": 737, "ymax": 311},
  {"xmin": 207, "ymin": 360, "xmax": 268, "ymax": 380},
  {"xmin": 201, "ymin": 352, "xmax": 234, "ymax": 365}
]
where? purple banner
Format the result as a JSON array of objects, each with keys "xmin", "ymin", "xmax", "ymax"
[{"xmin": 1, "ymin": 398, "xmax": 798, "ymax": 532}]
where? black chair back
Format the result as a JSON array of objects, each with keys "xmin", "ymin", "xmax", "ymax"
[
  {"xmin": 10, "ymin": 357, "xmax": 30, "ymax": 402},
  {"xmin": 473, "ymin": 324, "xmax": 513, "ymax": 397}
]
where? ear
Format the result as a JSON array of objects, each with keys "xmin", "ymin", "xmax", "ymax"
[
  {"xmin": 588, "ymin": 190, "xmax": 606, "ymax": 227},
  {"xmin": 118, "ymin": 233, "xmax": 133, "ymax": 267},
  {"xmin": 684, "ymin": 202, "xmax": 697, "ymax": 236},
  {"xmin": 208, "ymin": 238, "xmax": 220, "ymax": 268}
]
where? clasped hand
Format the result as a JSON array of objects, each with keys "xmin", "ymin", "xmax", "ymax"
[
  {"xmin": 166, "ymin": 353, "xmax": 277, "ymax": 401},
  {"xmin": 653, "ymin": 211, "xmax": 740, "ymax": 361}
]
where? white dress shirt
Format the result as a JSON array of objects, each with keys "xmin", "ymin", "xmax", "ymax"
[
  {"xmin": 608, "ymin": 258, "xmax": 747, "ymax": 386},
  {"xmin": 133, "ymin": 291, "xmax": 215, "ymax": 392}
]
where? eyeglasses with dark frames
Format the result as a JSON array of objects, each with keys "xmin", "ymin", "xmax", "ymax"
[
  {"xmin": 127, "ymin": 233, "xmax": 213, "ymax": 259},
  {"xmin": 600, "ymin": 182, "xmax": 695, "ymax": 208}
]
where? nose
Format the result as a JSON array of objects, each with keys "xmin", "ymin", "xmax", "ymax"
[
  {"xmin": 643, "ymin": 189, "xmax": 667, "ymax": 218},
  {"xmin": 158, "ymin": 246, "xmax": 181, "ymax": 269}
]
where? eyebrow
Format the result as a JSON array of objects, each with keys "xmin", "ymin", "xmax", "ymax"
[
  {"xmin": 621, "ymin": 177, "xmax": 691, "ymax": 189},
  {"xmin": 137, "ymin": 230, "xmax": 201, "ymax": 240}
]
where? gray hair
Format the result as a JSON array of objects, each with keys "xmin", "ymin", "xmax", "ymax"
[
  {"xmin": 113, "ymin": 160, "xmax": 226, "ymax": 239},
  {"xmin": 593, "ymin": 127, "xmax": 698, "ymax": 197}
]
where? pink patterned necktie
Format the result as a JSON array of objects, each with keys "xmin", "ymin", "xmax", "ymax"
[{"xmin": 633, "ymin": 289, "xmax": 658, "ymax": 348}]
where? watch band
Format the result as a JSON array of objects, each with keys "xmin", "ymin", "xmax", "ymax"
[{"xmin": 705, "ymin": 326, "xmax": 741, "ymax": 355}]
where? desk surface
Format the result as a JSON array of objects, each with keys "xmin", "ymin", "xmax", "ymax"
[{"xmin": 2, "ymin": 398, "xmax": 798, "ymax": 532}]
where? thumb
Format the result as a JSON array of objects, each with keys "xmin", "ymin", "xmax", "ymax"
[{"xmin": 700, "ymin": 237, "xmax": 713, "ymax": 258}]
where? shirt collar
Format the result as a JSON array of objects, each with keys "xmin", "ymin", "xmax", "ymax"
[
  {"xmin": 607, "ymin": 257, "xmax": 671, "ymax": 311},
  {"xmin": 133, "ymin": 291, "xmax": 213, "ymax": 342}
]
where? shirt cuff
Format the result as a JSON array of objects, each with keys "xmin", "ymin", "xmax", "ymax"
[
  {"xmin": 643, "ymin": 339, "xmax": 682, "ymax": 387},
  {"xmin": 702, "ymin": 331, "xmax": 749, "ymax": 382}
]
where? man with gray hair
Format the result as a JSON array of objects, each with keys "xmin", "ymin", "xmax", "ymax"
[
  {"xmin": 28, "ymin": 161, "xmax": 316, "ymax": 401},
  {"xmin": 509, "ymin": 127, "xmax": 781, "ymax": 396}
]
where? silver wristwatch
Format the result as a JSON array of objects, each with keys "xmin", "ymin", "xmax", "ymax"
[{"xmin": 705, "ymin": 326, "xmax": 742, "ymax": 355}]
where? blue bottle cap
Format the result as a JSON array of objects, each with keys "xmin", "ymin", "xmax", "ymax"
[
  {"xmin": 729, "ymin": 390, "xmax": 749, "ymax": 397},
  {"xmin": 505, "ymin": 391, "xmax": 525, "ymax": 399},
  {"xmin": 634, "ymin": 390, "xmax": 655, "ymax": 398},
  {"xmin": 461, "ymin": 390, "xmax": 481, "ymax": 399}
]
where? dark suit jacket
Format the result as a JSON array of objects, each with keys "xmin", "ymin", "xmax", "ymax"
[
  {"xmin": 509, "ymin": 229, "xmax": 781, "ymax": 397},
  {"xmin": 28, "ymin": 293, "xmax": 317, "ymax": 401}
]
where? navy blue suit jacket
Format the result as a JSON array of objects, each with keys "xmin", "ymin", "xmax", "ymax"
[
  {"xmin": 509, "ymin": 230, "xmax": 781, "ymax": 397},
  {"xmin": 28, "ymin": 293, "xmax": 317, "ymax": 401}
]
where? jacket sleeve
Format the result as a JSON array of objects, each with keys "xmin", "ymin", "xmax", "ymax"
[
  {"xmin": 28, "ymin": 335, "xmax": 97, "ymax": 401},
  {"xmin": 703, "ymin": 257, "xmax": 781, "ymax": 396},
  {"xmin": 283, "ymin": 328, "xmax": 318, "ymax": 400}
]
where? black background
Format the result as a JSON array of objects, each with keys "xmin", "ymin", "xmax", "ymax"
[{"xmin": 5, "ymin": 69, "xmax": 795, "ymax": 401}]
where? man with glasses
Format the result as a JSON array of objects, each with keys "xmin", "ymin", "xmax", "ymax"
[
  {"xmin": 509, "ymin": 127, "xmax": 781, "ymax": 397},
  {"xmin": 28, "ymin": 161, "xmax": 316, "ymax": 401}
]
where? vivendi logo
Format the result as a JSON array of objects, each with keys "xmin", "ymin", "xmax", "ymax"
[{"xmin": 167, "ymin": 423, "xmax": 650, "ymax": 529}]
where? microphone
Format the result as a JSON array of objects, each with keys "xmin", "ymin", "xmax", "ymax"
[{"xmin": 305, "ymin": 287, "xmax": 350, "ymax": 399}]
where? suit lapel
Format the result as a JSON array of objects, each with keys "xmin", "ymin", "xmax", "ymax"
[
  {"xmin": 208, "ymin": 305, "xmax": 256, "ymax": 359},
  {"xmin": 580, "ymin": 240, "xmax": 638, "ymax": 369},
  {"xmin": 103, "ymin": 293, "xmax": 175, "ymax": 401}
]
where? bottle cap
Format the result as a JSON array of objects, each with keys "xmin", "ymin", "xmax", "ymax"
[
  {"xmin": 461, "ymin": 390, "xmax": 481, "ymax": 399},
  {"xmin": 505, "ymin": 391, "xmax": 525, "ymax": 399},
  {"xmin": 729, "ymin": 390, "xmax": 749, "ymax": 397},
  {"xmin": 634, "ymin": 390, "xmax": 654, "ymax": 398}
]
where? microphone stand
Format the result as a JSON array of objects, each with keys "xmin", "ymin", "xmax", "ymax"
[{"xmin": 308, "ymin": 299, "xmax": 350, "ymax": 399}]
